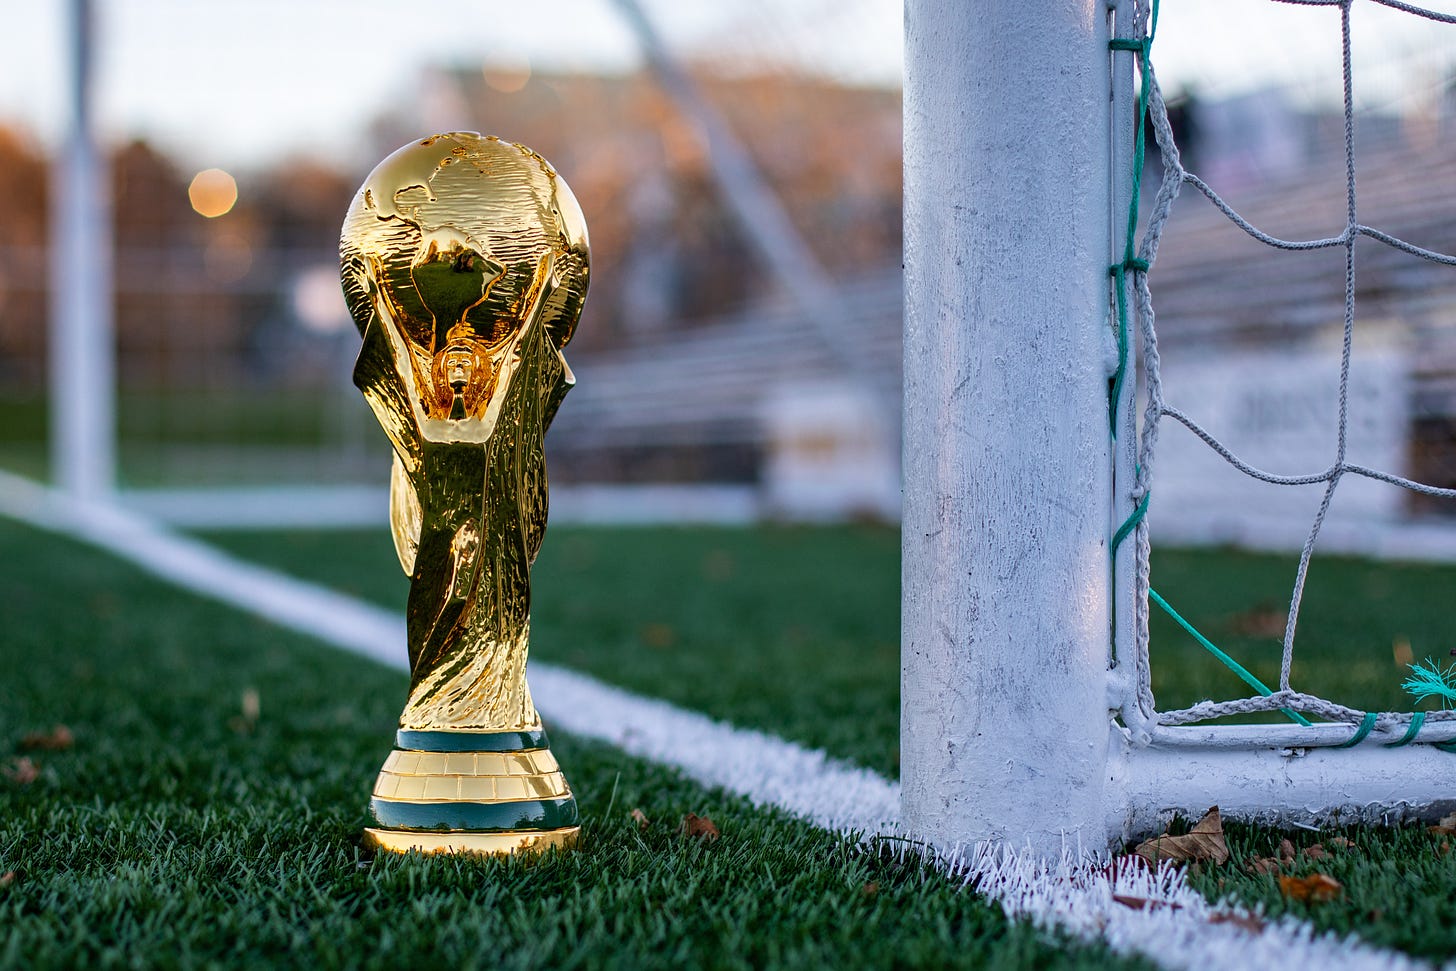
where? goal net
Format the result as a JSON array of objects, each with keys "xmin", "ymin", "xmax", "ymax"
[{"xmin": 1111, "ymin": 0, "xmax": 1456, "ymax": 777}]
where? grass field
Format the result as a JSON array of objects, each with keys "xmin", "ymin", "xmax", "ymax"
[
  {"xmin": 0, "ymin": 392, "xmax": 381, "ymax": 486},
  {"xmin": 5, "ymin": 518, "xmax": 1456, "ymax": 966},
  {"xmin": 0, "ymin": 519, "xmax": 1145, "ymax": 971}
]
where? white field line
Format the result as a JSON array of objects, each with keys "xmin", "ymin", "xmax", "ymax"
[{"xmin": 0, "ymin": 470, "xmax": 1431, "ymax": 971}]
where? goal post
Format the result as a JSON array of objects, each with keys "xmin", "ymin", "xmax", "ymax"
[
  {"xmin": 901, "ymin": 0, "xmax": 1116, "ymax": 856},
  {"xmin": 49, "ymin": 0, "xmax": 116, "ymax": 502},
  {"xmin": 905, "ymin": 0, "xmax": 1456, "ymax": 857}
]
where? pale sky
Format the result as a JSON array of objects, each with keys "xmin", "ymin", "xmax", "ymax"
[{"xmin": 1, "ymin": 0, "xmax": 1453, "ymax": 171}]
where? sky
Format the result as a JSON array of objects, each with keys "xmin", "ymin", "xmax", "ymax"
[
  {"xmin": 0, "ymin": 0, "xmax": 1453, "ymax": 172},
  {"xmin": 0, "ymin": 0, "xmax": 899, "ymax": 170}
]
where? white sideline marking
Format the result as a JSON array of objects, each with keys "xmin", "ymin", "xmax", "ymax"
[{"xmin": 0, "ymin": 470, "xmax": 1429, "ymax": 971}]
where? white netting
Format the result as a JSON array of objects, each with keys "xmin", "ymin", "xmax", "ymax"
[{"xmin": 1117, "ymin": 0, "xmax": 1456, "ymax": 743}]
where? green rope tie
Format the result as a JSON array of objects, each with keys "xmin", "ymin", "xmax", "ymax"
[
  {"xmin": 1385, "ymin": 711, "xmax": 1425, "ymax": 747},
  {"xmin": 1106, "ymin": 18, "xmax": 1157, "ymax": 439},
  {"xmin": 1334, "ymin": 711, "xmax": 1378, "ymax": 748},
  {"xmin": 1148, "ymin": 589, "xmax": 1312, "ymax": 727},
  {"xmin": 1108, "ymin": 260, "xmax": 1150, "ymax": 277},
  {"xmin": 1111, "ymin": 490, "xmax": 1148, "ymax": 555}
]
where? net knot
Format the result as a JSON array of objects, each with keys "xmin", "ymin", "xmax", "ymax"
[{"xmin": 1108, "ymin": 258, "xmax": 1150, "ymax": 278}]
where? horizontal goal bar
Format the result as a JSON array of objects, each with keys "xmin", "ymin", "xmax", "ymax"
[
  {"xmin": 1109, "ymin": 725, "xmax": 1456, "ymax": 842},
  {"xmin": 1144, "ymin": 721, "xmax": 1456, "ymax": 749}
]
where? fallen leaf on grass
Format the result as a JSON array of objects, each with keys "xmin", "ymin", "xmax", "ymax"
[
  {"xmin": 861, "ymin": 881, "xmax": 879, "ymax": 900},
  {"xmin": 639, "ymin": 624, "xmax": 677, "ymax": 650},
  {"xmin": 229, "ymin": 688, "xmax": 262, "ymax": 734},
  {"xmin": 1245, "ymin": 856, "xmax": 1281, "ymax": 875},
  {"xmin": 1437, "ymin": 811, "xmax": 1456, "ymax": 830},
  {"xmin": 1209, "ymin": 912, "xmax": 1265, "ymax": 934},
  {"xmin": 1328, "ymin": 836, "xmax": 1355, "ymax": 850},
  {"xmin": 680, "ymin": 813, "xmax": 720, "ymax": 843},
  {"xmin": 0, "ymin": 871, "xmax": 14, "ymax": 888},
  {"xmin": 20, "ymin": 725, "xmax": 73, "ymax": 751},
  {"xmin": 1134, "ymin": 807, "xmax": 1230, "ymax": 865},
  {"xmin": 3, "ymin": 757, "xmax": 38, "ymax": 785},
  {"xmin": 1278, "ymin": 838, "xmax": 1296, "ymax": 863},
  {"xmin": 630, "ymin": 808, "xmax": 650, "ymax": 831},
  {"xmin": 1302, "ymin": 843, "xmax": 1328, "ymax": 860},
  {"xmin": 701, "ymin": 550, "xmax": 735, "ymax": 582},
  {"xmin": 1278, "ymin": 873, "xmax": 1342, "ymax": 903},
  {"xmin": 1113, "ymin": 894, "xmax": 1183, "ymax": 913},
  {"xmin": 1228, "ymin": 605, "xmax": 1287, "ymax": 639},
  {"xmin": 1393, "ymin": 636, "xmax": 1414, "ymax": 668}
]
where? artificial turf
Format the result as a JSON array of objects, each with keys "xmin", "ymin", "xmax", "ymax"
[
  {"xmin": 205, "ymin": 526, "xmax": 1456, "ymax": 775},
  {"xmin": 201, "ymin": 524, "xmax": 1456, "ymax": 961},
  {"xmin": 0, "ymin": 518, "xmax": 1143, "ymax": 971}
]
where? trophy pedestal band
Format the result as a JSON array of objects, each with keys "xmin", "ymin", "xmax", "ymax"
[
  {"xmin": 362, "ymin": 826, "xmax": 580, "ymax": 856},
  {"xmin": 367, "ymin": 728, "xmax": 579, "ymax": 857}
]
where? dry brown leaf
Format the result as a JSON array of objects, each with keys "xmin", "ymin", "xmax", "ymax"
[
  {"xmin": 630, "ymin": 808, "xmax": 650, "ymax": 831},
  {"xmin": 1133, "ymin": 807, "xmax": 1230, "ymax": 866},
  {"xmin": 3, "ymin": 757, "xmax": 38, "ymax": 785},
  {"xmin": 1427, "ymin": 824, "xmax": 1456, "ymax": 837},
  {"xmin": 1278, "ymin": 873, "xmax": 1342, "ymax": 903},
  {"xmin": 701, "ymin": 550, "xmax": 735, "ymax": 582},
  {"xmin": 0, "ymin": 871, "xmax": 14, "ymax": 888},
  {"xmin": 861, "ymin": 881, "xmax": 879, "ymax": 899},
  {"xmin": 20, "ymin": 725, "xmax": 74, "ymax": 751},
  {"xmin": 1278, "ymin": 838, "xmax": 1297, "ymax": 863},
  {"xmin": 229, "ymin": 689, "xmax": 262, "ymax": 735},
  {"xmin": 1246, "ymin": 856, "xmax": 1281, "ymax": 875},
  {"xmin": 639, "ymin": 624, "xmax": 677, "ymax": 650},
  {"xmin": 1209, "ymin": 912, "xmax": 1266, "ymax": 934},
  {"xmin": 1113, "ymin": 894, "xmax": 1183, "ymax": 913},
  {"xmin": 1328, "ymin": 836, "xmax": 1355, "ymax": 850},
  {"xmin": 1393, "ymin": 636, "xmax": 1414, "ymax": 668},
  {"xmin": 1228, "ymin": 605, "xmax": 1287, "ymax": 639},
  {"xmin": 1303, "ymin": 843, "xmax": 1328, "ymax": 860},
  {"xmin": 680, "ymin": 812, "xmax": 720, "ymax": 842},
  {"xmin": 1438, "ymin": 811, "xmax": 1456, "ymax": 830}
]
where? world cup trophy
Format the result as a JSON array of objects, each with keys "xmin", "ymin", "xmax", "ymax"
[{"xmin": 339, "ymin": 133, "xmax": 589, "ymax": 855}]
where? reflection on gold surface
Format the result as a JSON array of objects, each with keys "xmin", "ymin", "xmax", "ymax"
[
  {"xmin": 362, "ymin": 826, "xmax": 578, "ymax": 857},
  {"xmin": 342, "ymin": 133, "xmax": 588, "ymax": 854}
]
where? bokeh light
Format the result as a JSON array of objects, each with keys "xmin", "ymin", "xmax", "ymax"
[
  {"xmin": 188, "ymin": 167, "xmax": 237, "ymax": 218},
  {"xmin": 292, "ymin": 265, "xmax": 352, "ymax": 334},
  {"xmin": 482, "ymin": 60, "xmax": 531, "ymax": 93}
]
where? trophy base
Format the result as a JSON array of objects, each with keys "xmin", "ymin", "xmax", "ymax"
[
  {"xmin": 363, "ymin": 825, "xmax": 580, "ymax": 857},
  {"xmin": 365, "ymin": 727, "xmax": 581, "ymax": 858}
]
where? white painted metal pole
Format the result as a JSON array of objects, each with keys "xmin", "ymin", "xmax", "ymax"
[
  {"xmin": 902, "ymin": 1, "xmax": 1114, "ymax": 855},
  {"xmin": 49, "ymin": 0, "xmax": 116, "ymax": 500}
]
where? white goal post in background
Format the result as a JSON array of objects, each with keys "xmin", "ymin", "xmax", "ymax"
[{"xmin": 902, "ymin": 0, "xmax": 1456, "ymax": 858}]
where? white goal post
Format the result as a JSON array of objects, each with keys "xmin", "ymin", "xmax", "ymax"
[{"xmin": 902, "ymin": 0, "xmax": 1456, "ymax": 858}]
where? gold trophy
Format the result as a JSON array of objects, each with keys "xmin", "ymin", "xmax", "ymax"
[{"xmin": 339, "ymin": 133, "xmax": 589, "ymax": 855}]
